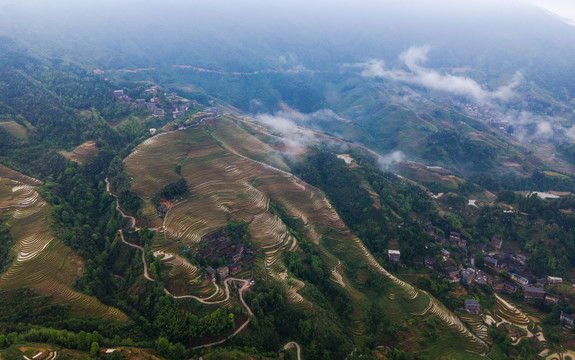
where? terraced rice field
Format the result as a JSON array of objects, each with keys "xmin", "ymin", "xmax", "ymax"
[
  {"xmin": 58, "ymin": 140, "xmax": 99, "ymax": 164},
  {"xmin": 460, "ymin": 313, "xmax": 490, "ymax": 343},
  {"xmin": 124, "ymin": 121, "xmax": 489, "ymax": 355},
  {"xmin": 210, "ymin": 117, "xmax": 290, "ymax": 171},
  {"xmin": 494, "ymin": 295, "xmax": 530, "ymax": 326},
  {"xmin": 0, "ymin": 120, "xmax": 27, "ymax": 138},
  {"xmin": 0, "ymin": 165, "xmax": 126, "ymax": 321}
]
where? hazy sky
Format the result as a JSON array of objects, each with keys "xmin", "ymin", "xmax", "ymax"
[{"xmin": 533, "ymin": 0, "xmax": 575, "ymax": 24}]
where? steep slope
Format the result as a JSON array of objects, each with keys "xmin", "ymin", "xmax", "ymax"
[
  {"xmin": 0, "ymin": 165, "xmax": 127, "ymax": 321},
  {"xmin": 124, "ymin": 116, "xmax": 489, "ymax": 357}
]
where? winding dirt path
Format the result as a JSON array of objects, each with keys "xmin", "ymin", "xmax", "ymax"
[
  {"xmin": 105, "ymin": 178, "xmax": 139, "ymax": 230},
  {"xmin": 283, "ymin": 342, "xmax": 302, "ymax": 360}
]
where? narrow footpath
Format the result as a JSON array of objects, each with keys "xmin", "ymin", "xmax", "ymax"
[{"xmin": 283, "ymin": 342, "xmax": 302, "ymax": 360}]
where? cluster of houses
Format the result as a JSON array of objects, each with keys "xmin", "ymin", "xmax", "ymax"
[
  {"xmin": 390, "ymin": 220, "xmax": 575, "ymax": 321},
  {"xmin": 199, "ymin": 232, "xmax": 254, "ymax": 281},
  {"xmin": 113, "ymin": 86, "xmax": 191, "ymax": 119}
]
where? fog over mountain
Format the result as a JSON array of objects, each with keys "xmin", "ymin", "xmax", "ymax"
[
  {"xmin": 1, "ymin": 0, "xmax": 574, "ymax": 74},
  {"xmin": 1, "ymin": 0, "xmax": 574, "ymax": 155}
]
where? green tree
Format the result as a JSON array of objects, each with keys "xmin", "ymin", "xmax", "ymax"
[{"xmin": 90, "ymin": 341, "xmax": 100, "ymax": 357}]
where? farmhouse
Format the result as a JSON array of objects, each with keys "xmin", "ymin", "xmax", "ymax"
[
  {"xmin": 547, "ymin": 276, "xmax": 563, "ymax": 284},
  {"xmin": 229, "ymin": 262, "xmax": 242, "ymax": 275},
  {"xmin": 484, "ymin": 256, "xmax": 499, "ymax": 269},
  {"xmin": 388, "ymin": 250, "xmax": 401, "ymax": 262},
  {"xmin": 205, "ymin": 266, "xmax": 216, "ymax": 282},
  {"xmin": 491, "ymin": 237, "xmax": 503, "ymax": 249},
  {"xmin": 450, "ymin": 232, "xmax": 461, "ymax": 242},
  {"xmin": 501, "ymin": 248, "xmax": 514, "ymax": 260},
  {"xmin": 217, "ymin": 266, "xmax": 229, "ymax": 279},
  {"xmin": 464, "ymin": 299, "xmax": 480, "ymax": 314},
  {"xmin": 474, "ymin": 270, "xmax": 488, "ymax": 285},
  {"xmin": 461, "ymin": 268, "xmax": 475, "ymax": 285},
  {"xmin": 523, "ymin": 286, "xmax": 545, "ymax": 301},
  {"xmin": 228, "ymin": 250, "xmax": 243, "ymax": 263},
  {"xmin": 504, "ymin": 282, "xmax": 518, "ymax": 294},
  {"xmin": 424, "ymin": 257, "xmax": 437, "ymax": 269},
  {"xmin": 436, "ymin": 236, "xmax": 446, "ymax": 245},
  {"xmin": 445, "ymin": 267, "xmax": 460, "ymax": 283},
  {"xmin": 491, "ymin": 280, "xmax": 505, "ymax": 292},
  {"xmin": 514, "ymin": 276, "xmax": 529, "ymax": 287}
]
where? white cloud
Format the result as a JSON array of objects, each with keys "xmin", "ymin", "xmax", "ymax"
[
  {"xmin": 377, "ymin": 150, "xmax": 406, "ymax": 169},
  {"xmin": 256, "ymin": 113, "xmax": 321, "ymax": 157},
  {"xmin": 565, "ymin": 125, "xmax": 575, "ymax": 141},
  {"xmin": 355, "ymin": 46, "xmax": 522, "ymax": 103},
  {"xmin": 536, "ymin": 121, "xmax": 554, "ymax": 138}
]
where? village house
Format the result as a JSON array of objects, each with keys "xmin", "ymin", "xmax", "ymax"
[
  {"xmin": 229, "ymin": 262, "xmax": 242, "ymax": 275},
  {"xmin": 484, "ymin": 256, "xmax": 499, "ymax": 269},
  {"xmin": 445, "ymin": 267, "xmax": 460, "ymax": 283},
  {"xmin": 424, "ymin": 257, "xmax": 437, "ymax": 269},
  {"xmin": 458, "ymin": 239, "xmax": 467, "ymax": 249},
  {"xmin": 450, "ymin": 232, "xmax": 461, "ymax": 242},
  {"xmin": 461, "ymin": 268, "xmax": 475, "ymax": 285},
  {"xmin": 464, "ymin": 299, "xmax": 480, "ymax": 314},
  {"xmin": 388, "ymin": 250, "xmax": 401, "ymax": 262},
  {"xmin": 501, "ymin": 249, "xmax": 515, "ymax": 261},
  {"xmin": 547, "ymin": 276, "xmax": 563, "ymax": 284},
  {"xmin": 474, "ymin": 270, "xmax": 488, "ymax": 285},
  {"xmin": 413, "ymin": 256, "xmax": 424, "ymax": 266},
  {"xmin": 205, "ymin": 267, "xmax": 216, "ymax": 282},
  {"xmin": 513, "ymin": 275, "xmax": 529, "ymax": 287},
  {"xmin": 491, "ymin": 280, "xmax": 505, "ymax": 292},
  {"xmin": 491, "ymin": 237, "xmax": 503, "ymax": 250},
  {"xmin": 504, "ymin": 282, "xmax": 518, "ymax": 294},
  {"xmin": 153, "ymin": 108, "xmax": 165, "ymax": 117},
  {"xmin": 113, "ymin": 89, "xmax": 124, "ymax": 97},
  {"xmin": 523, "ymin": 286, "xmax": 545, "ymax": 301},
  {"xmin": 441, "ymin": 248, "xmax": 450, "ymax": 258},
  {"xmin": 561, "ymin": 311, "xmax": 575, "ymax": 327},
  {"xmin": 217, "ymin": 265, "xmax": 229, "ymax": 280},
  {"xmin": 228, "ymin": 249, "xmax": 243, "ymax": 263},
  {"xmin": 145, "ymin": 86, "xmax": 158, "ymax": 94}
]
